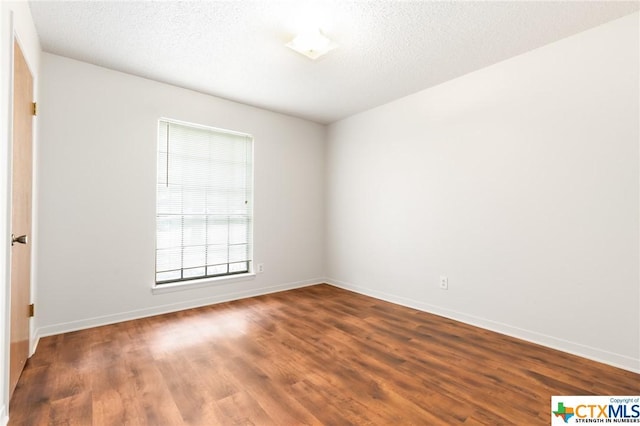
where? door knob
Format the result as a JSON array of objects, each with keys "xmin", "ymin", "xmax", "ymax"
[{"xmin": 11, "ymin": 234, "xmax": 28, "ymax": 246}]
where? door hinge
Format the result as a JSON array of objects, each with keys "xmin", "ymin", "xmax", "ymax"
[
  {"xmin": 32, "ymin": 102, "xmax": 37, "ymax": 116},
  {"xmin": 28, "ymin": 303, "xmax": 34, "ymax": 317}
]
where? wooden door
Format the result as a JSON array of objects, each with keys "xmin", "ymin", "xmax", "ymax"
[{"xmin": 9, "ymin": 40, "xmax": 33, "ymax": 399}]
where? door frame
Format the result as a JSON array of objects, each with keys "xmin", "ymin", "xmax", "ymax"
[{"xmin": 2, "ymin": 16, "xmax": 38, "ymax": 412}]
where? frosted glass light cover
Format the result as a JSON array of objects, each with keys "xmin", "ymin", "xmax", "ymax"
[{"xmin": 286, "ymin": 29, "xmax": 337, "ymax": 60}]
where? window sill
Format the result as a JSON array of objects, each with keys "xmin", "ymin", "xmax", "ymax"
[{"xmin": 151, "ymin": 272, "xmax": 256, "ymax": 295}]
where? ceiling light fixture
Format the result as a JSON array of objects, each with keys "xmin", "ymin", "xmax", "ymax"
[{"xmin": 286, "ymin": 28, "xmax": 337, "ymax": 60}]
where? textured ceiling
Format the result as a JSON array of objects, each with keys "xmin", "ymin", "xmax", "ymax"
[{"xmin": 29, "ymin": 1, "xmax": 639, "ymax": 124}]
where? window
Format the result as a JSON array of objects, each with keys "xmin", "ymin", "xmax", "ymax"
[{"xmin": 155, "ymin": 119, "xmax": 253, "ymax": 284}]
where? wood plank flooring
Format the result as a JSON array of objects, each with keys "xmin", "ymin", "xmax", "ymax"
[{"xmin": 9, "ymin": 284, "xmax": 640, "ymax": 425}]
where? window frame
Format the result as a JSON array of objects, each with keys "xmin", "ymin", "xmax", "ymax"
[{"xmin": 153, "ymin": 118, "xmax": 255, "ymax": 290}]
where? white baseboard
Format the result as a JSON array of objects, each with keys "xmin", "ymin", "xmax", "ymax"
[
  {"xmin": 326, "ymin": 278, "xmax": 640, "ymax": 374},
  {"xmin": 37, "ymin": 278, "xmax": 323, "ymax": 338},
  {"xmin": 30, "ymin": 329, "xmax": 40, "ymax": 358},
  {"xmin": 0, "ymin": 404, "xmax": 7, "ymax": 426}
]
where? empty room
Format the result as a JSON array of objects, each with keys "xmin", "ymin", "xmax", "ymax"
[{"xmin": 1, "ymin": 1, "xmax": 639, "ymax": 425}]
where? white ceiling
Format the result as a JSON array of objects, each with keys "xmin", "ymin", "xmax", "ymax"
[{"xmin": 29, "ymin": 1, "xmax": 639, "ymax": 124}]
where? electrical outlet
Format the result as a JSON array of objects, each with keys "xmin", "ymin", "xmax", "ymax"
[
  {"xmin": 257, "ymin": 263, "xmax": 264, "ymax": 273},
  {"xmin": 439, "ymin": 276, "xmax": 448, "ymax": 290}
]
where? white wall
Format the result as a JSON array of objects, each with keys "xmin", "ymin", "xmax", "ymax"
[
  {"xmin": 0, "ymin": 2, "xmax": 40, "ymax": 424},
  {"xmin": 35, "ymin": 53, "xmax": 325, "ymax": 336},
  {"xmin": 325, "ymin": 13, "xmax": 640, "ymax": 372}
]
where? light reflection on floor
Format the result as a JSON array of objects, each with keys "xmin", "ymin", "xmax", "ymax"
[{"xmin": 148, "ymin": 309, "xmax": 250, "ymax": 356}]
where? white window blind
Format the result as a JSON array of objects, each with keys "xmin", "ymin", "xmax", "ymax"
[{"xmin": 156, "ymin": 120, "xmax": 253, "ymax": 284}]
